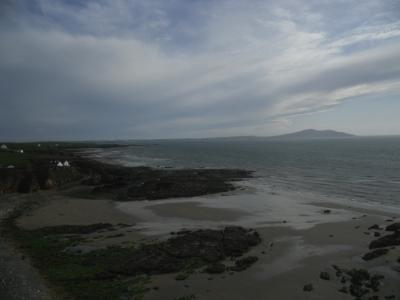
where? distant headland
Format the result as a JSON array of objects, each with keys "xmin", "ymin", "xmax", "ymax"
[{"xmin": 269, "ymin": 129, "xmax": 355, "ymax": 140}]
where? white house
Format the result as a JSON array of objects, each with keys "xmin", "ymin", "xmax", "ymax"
[
  {"xmin": 57, "ymin": 161, "xmax": 64, "ymax": 167},
  {"xmin": 7, "ymin": 165, "xmax": 15, "ymax": 169},
  {"xmin": 1, "ymin": 144, "xmax": 8, "ymax": 150},
  {"xmin": 63, "ymin": 160, "xmax": 71, "ymax": 167},
  {"xmin": 18, "ymin": 149, "xmax": 24, "ymax": 154}
]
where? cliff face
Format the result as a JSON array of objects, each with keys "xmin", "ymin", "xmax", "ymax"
[{"xmin": 0, "ymin": 166, "xmax": 82, "ymax": 194}]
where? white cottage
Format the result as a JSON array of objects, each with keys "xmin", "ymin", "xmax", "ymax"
[
  {"xmin": 63, "ymin": 160, "xmax": 71, "ymax": 167},
  {"xmin": 57, "ymin": 161, "xmax": 64, "ymax": 167},
  {"xmin": 1, "ymin": 144, "xmax": 8, "ymax": 150}
]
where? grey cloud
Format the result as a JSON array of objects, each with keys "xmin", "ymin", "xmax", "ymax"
[{"xmin": 1, "ymin": 0, "xmax": 400, "ymax": 140}]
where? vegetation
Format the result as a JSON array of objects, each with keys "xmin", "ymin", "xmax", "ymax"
[{"xmin": 2, "ymin": 214, "xmax": 150, "ymax": 300}]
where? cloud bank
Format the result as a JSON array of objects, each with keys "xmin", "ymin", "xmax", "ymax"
[{"xmin": 1, "ymin": 0, "xmax": 400, "ymax": 140}]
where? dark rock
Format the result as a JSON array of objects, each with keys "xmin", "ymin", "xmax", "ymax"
[
  {"xmin": 230, "ymin": 256, "xmax": 258, "ymax": 272},
  {"xmin": 175, "ymin": 273, "xmax": 188, "ymax": 281},
  {"xmin": 222, "ymin": 227, "xmax": 261, "ymax": 257},
  {"xmin": 368, "ymin": 296, "xmax": 379, "ymax": 300},
  {"xmin": 350, "ymin": 284, "xmax": 369, "ymax": 298},
  {"xmin": 347, "ymin": 269, "xmax": 370, "ymax": 285},
  {"xmin": 369, "ymin": 224, "xmax": 381, "ymax": 230},
  {"xmin": 338, "ymin": 286, "xmax": 348, "ymax": 294},
  {"xmin": 362, "ymin": 249, "xmax": 389, "ymax": 261},
  {"xmin": 369, "ymin": 232, "xmax": 400, "ymax": 249},
  {"xmin": 320, "ymin": 272, "xmax": 330, "ymax": 280},
  {"xmin": 385, "ymin": 296, "xmax": 395, "ymax": 300},
  {"xmin": 366, "ymin": 275, "xmax": 384, "ymax": 292},
  {"xmin": 112, "ymin": 227, "xmax": 261, "ymax": 276},
  {"xmin": 323, "ymin": 209, "xmax": 331, "ymax": 214},
  {"xmin": 205, "ymin": 263, "xmax": 226, "ymax": 274},
  {"xmin": 374, "ymin": 232, "xmax": 381, "ymax": 237},
  {"xmin": 303, "ymin": 284, "xmax": 313, "ymax": 292},
  {"xmin": 386, "ymin": 222, "xmax": 400, "ymax": 232}
]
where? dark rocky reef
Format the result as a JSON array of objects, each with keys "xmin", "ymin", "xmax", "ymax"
[
  {"xmin": 110, "ymin": 226, "xmax": 261, "ymax": 276},
  {"xmin": 77, "ymin": 158, "xmax": 252, "ymax": 201}
]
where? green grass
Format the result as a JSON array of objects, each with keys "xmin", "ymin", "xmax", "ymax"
[
  {"xmin": 2, "ymin": 216, "xmax": 150, "ymax": 300},
  {"xmin": 0, "ymin": 151, "xmax": 31, "ymax": 168}
]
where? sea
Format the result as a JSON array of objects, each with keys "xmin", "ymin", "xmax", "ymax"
[{"xmin": 88, "ymin": 136, "xmax": 400, "ymax": 209}]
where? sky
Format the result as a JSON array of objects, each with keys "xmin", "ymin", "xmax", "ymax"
[{"xmin": 0, "ymin": 0, "xmax": 400, "ymax": 141}]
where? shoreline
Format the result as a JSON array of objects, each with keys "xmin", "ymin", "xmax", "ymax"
[{"xmin": 1, "ymin": 144, "xmax": 400, "ymax": 300}]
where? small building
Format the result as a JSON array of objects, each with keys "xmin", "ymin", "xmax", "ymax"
[
  {"xmin": 7, "ymin": 165, "xmax": 15, "ymax": 169},
  {"xmin": 63, "ymin": 160, "xmax": 70, "ymax": 167},
  {"xmin": 18, "ymin": 149, "xmax": 24, "ymax": 154},
  {"xmin": 1, "ymin": 144, "xmax": 8, "ymax": 150},
  {"xmin": 37, "ymin": 144, "xmax": 41, "ymax": 148},
  {"xmin": 57, "ymin": 161, "xmax": 64, "ymax": 167}
]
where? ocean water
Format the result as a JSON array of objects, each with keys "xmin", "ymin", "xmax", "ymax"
[{"xmin": 91, "ymin": 137, "xmax": 400, "ymax": 208}]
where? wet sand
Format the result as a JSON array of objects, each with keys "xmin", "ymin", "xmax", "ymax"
[{"xmin": 17, "ymin": 193, "xmax": 138, "ymax": 230}]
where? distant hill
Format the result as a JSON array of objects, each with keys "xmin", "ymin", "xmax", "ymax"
[{"xmin": 269, "ymin": 129, "xmax": 355, "ymax": 140}]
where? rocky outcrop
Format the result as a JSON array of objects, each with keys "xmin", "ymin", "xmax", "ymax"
[
  {"xmin": 386, "ymin": 222, "xmax": 400, "ymax": 232},
  {"xmin": 369, "ymin": 232, "xmax": 400, "ymax": 249},
  {"xmin": 110, "ymin": 226, "xmax": 261, "ymax": 276},
  {"xmin": 362, "ymin": 248, "xmax": 389, "ymax": 261}
]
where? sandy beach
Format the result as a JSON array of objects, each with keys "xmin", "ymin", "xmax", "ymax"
[{"xmin": 11, "ymin": 180, "xmax": 400, "ymax": 300}]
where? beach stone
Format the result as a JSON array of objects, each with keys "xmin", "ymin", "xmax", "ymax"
[
  {"xmin": 362, "ymin": 249, "xmax": 389, "ymax": 261},
  {"xmin": 303, "ymin": 284, "xmax": 313, "ymax": 292},
  {"xmin": 320, "ymin": 272, "xmax": 330, "ymax": 280},
  {"xmin": 323, "ymin": 209, "xmax": 331, "ymax": 214}
]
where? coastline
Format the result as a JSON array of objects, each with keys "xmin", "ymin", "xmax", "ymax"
[{"xmin": 1, "ymin": 145, "xmax": 400, "ymax": 300}]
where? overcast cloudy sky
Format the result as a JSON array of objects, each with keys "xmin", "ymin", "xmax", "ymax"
[{"xmin": 1, "ymin": 0, "xmax": 400, "ymax": 140}]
